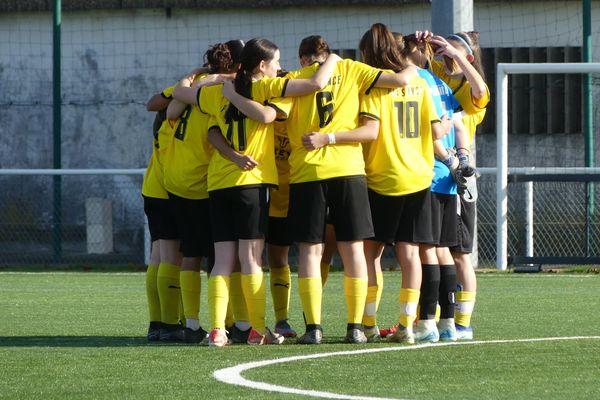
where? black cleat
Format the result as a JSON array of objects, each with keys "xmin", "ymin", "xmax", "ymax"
[
  {"xmin": 227, "ymin": 324, "xmax": 252, "ymax": 344},
  {"xmin": 159, "ymin": 323, "xmax": 184, "ymax": 342},
  {"xmin": 147, "ymin": 321, "xmax": 162, "ymax": 342},
  {"xmin": 183, "ymin": 326, "xmax": 208, "ymax": 344}
]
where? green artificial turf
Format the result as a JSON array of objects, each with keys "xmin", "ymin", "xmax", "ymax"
[{"xmin": 0, "ymin": 271, "xmax": 598, "ymax": 399}]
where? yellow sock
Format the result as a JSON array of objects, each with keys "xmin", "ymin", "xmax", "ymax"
[
  {"xmin": 225, "ymin": 301, "xmax": 234, "ymax": 328},
  {"xmin": 208, "ymin": 275, "xmax": 230, "ymax": 330},
  {"xmin": 180, "ymin": 270, "xmax": 200, "ymax": 321},
  {"xmin": 399, "ymin": 288, "xmax": 420, "ymax": 329},
  {"xmin": 270, "ymin": 265, "xmax": 291, "ymax": 322},
  {"xmin": 455, "ymin": 291, "xmax": 476, "ymax": 327},
  {"xmin": 320, "ymin": 262, "xmax": 331, "ymax": 287},
  {"xmin": 230, "ymin": 272, "xmax": 249, "ymax": 323},
  {"xmin": 145, "ymin": 264, "xmax": 161, "ymax": 322},
  {"xmin": 157, "ymin": 262, "xmax": 181, "ymax": 325},
  {"xmin": 298, "ymin": 277, "xmax": 322, "ymax": 325},
  {"xmin": 362, "ymin": 272, "xmax": 383, "ymax": 327},
  {"xmin": 344, "ymin": 276, "xmax": 368, "ymax": 325},
  {"xmin": 241, "ymin": 271, "xmax": 266, "ymax": 333}
]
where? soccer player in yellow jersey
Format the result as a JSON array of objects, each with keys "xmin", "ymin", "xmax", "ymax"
[
  {"xmin": 143, "ymin": 85, "xmax": 183, "ymax": 342},
  {"xmin": 223, "ymin": 35, "xmax": 418, "ymax": 345},
  {"xmin": 173, "ymin": 38, "xmax": 340, "ymax": 346},
  {"xmin": 161, "ymin": 41, "xmax": 244, "ymax": 344},
  {"xmin": 285, "ymin": 35, "xmax": 423, "ymax": 345},
  {"xmin": 428, "ymin": 32, "xmax": 490, "ymax": 340},
  {"xmin": 265, "ymin": 120, "xmax": 298, "ymax": 338},
  {"xmin": 357, "ymin": 24, "xmax": 446, "ymax": 344}
]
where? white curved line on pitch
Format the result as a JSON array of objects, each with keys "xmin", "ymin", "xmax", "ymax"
[{"xmin": 213, "ymin": 336, "xmax": 600, "ymax": 400}]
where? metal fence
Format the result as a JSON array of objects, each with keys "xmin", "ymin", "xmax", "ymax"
[
  {"xmin": 0, "ymin": 170, "xmax": 145, "ymax": 266},
  {"xmin": 2, "ymin": 168, "xmax": 600, "ymax": 268}
]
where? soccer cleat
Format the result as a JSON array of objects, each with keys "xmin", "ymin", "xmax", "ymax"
[
  {"xmin": 414, "ymin": 320, "xmax": 440, "ymax": 343},
  {"xmin": 438, "ymin": 319, "xmax": 457, "ymax": 342},
  {"xmin": 455, "ymin": 324, "xmax": 474, "ymax": 340},
  {"xmin": 379, "ymin": 323, "xmax": 399, "ymax": 339},
  {"xmin": 275, "ymin": 320, "xmax": 297, "ymax": 338},
  {"xmin": 363, "ymin": 325, "xmax": 381, "ymax": 342},
  {"xmin": 247, "ymin": 327, "xmax": 284, "ymax": 345},
  {"xmin": 388, "ymin": 325, "xmax": 415, "ymax": 345},
  {"xmin": 208, "ymin": 328, "xmax": 229, "ymax": 347},
  {"xmin": 297, "ymin": 328, "xmax": 323, "ymax": 345},
  {"xmin": 183, "ymin": 326, "xmax": 208, "ymax": 344},
  {"xmin": 227, "ymin": 324, "xmax": 252, "ymax": 344},
  {"xmin": 147, "ymin": 321, "xmax": 162, "ymax": 342},
  {"xmin": 344, "ymin": 328, "xmax": 368, "ymax": 344},
  {"xmin": 159, "ymin": 323, "xmax": 184, "ymax": 342}
]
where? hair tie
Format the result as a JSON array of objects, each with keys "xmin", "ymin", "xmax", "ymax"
[{"xmin": 447, "ymin": 34, "xmax": 473, "ymax": 55}]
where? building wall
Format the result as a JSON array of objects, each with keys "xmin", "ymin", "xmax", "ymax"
[{"xmin": 0, "ymin": 2, "xmax": 598, "ymax": 264}]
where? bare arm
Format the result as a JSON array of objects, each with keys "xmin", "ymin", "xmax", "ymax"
[
  {"xmin": 208, "ymin": 127, "xmax": 259, "ymax": 171},
  {"xmin": 301, "ymin": 117, "xmax": 380, "ymax": 150},
  {"xmin": 221, "ymin": 80, "xmax": 277, "ymax": 123},
  {"xmin": 429, "ymin": 35, "xmax": 487, "ymax": 100},
  {"xmin": 146, "ymin": 93, "xmax": 170, "ymax": 112},
  {"xmin": 374, "ymin": 65, "xmax": 420, "ymax": 89},
  {"xmin": 166, "ymin": 99, "xmax": 189, "ymax": 120},
  {"xmin": 453, "ymin": 112, "xmax": 470, "ymax": 150},
  {"xmin": 284, "ymin": 53, "xmax": 342, "ymax": 96},
  {"xmin": 172, "ymin": 73, "xmax": 233, "ymax": 105}
]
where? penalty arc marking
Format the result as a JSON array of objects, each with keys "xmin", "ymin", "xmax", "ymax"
[{"xmin": 213, "ymin": 336, "xmax": 600, "ymax": 400}]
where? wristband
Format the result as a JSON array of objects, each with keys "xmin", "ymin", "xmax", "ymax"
[{"xmin": 327, "ymin": 133, "xmax": 336, "ymax": 145}]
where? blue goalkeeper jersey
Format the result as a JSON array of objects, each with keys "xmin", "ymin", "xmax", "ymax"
[{"xmin": 418, "ymin": 68, "xmax": 459, "ymax": 195}]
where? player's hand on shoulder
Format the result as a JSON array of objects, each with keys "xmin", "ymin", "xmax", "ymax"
[{"xmin": 221, "ymin": 79, "xmax": 236, "ymax": 99}]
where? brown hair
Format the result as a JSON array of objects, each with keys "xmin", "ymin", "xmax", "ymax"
[
  {"xmin": 298, "ymin": 35, "xmax": 330, "ymax": 61},
  {"xmin": 359, "ymin": 23, "xmax": 404, "ymax": 70},
  {"xmin": 392, "ymin": 32, "xmax": 436, "ymax": 67},
  {"xmin": 205, "ymin": 43, "xmax": 235, "ymax": 74},
  {"xmin": 449, "ymin": 31, "xmax": 485, "ymax": 81},
  {"xmin": 225, "ymin": 38, "xmax": 279, "ymax": 122}
]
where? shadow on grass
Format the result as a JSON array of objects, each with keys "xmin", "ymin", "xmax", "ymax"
[{"xmin": 0, "ymin": 336, "xmax": 186, "ymax": 347}]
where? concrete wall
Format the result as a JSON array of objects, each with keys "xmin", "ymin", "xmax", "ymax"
[{"xmin": 0, "ymin": 2, "xmax": 599, "ymax": 263}]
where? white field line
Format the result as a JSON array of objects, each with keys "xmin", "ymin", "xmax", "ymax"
[{"xmin": 213, "ymin": 336, "xmax": 600, "ymax": 400}]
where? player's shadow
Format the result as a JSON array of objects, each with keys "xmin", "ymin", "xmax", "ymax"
[{"xmin": 0, "ymin": 336, "xmax": 175, "ymax": 347}]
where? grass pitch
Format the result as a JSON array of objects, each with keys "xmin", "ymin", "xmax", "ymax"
[{"xmin": 0, "ymin": 270, "xmax": 599, "ymax": 399}]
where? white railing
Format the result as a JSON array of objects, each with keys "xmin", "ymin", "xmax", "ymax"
[{"xmin": 495, "ymin": 63, "xmax": 600, "ymax": 270}]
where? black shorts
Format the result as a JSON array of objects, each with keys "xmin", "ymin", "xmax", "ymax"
[
  {"xmin": 209, "ymin": 185, "xmax": 269, "ymax": 242},
  {"xmin": 288, "ymin": 175, "xmax": 373, "ymax": 243},
  {"xmin": 451, "ymin": 195, "xmax": 476, "ymax": 253},
  {"xmin": 267, "ymin": 216, "xmax": 293, "ymax": 246},
  {"xmin": 429, "ymin": 192, "xmax": 458, "ymax": 248},
  {"xmin": 167, "ymin": 193, "xmax": 213, "ymax": 258},
  {"xmin": 143, "ymin": 195, "xmax": 179, "ymax": 242},
  {"xmin": 368, "ymin": 188, "xmax": 434, "ymax": 245}
]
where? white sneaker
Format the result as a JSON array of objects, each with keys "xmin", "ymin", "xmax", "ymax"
[
  {"xmin": 414, "ymin": 320, "xmax": 439, "ymax": 343},
  {"xmin": 388, "ymin": 325, "xmax": 415, "ymax": 345},
  {"xmin": 438, "ymin": 318, "xmax": 457, "ymax": 342},
  {"xmin": 455, "ymin": 324, "xmax": 474, "ymax": 340}
]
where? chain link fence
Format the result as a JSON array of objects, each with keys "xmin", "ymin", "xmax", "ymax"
[
  {"xmin": 2, "ymin": 169, "xmax": 600, "ymax": 268},
  {"xmin": 0, "ymin": 172, "xmax": 145, "ymax": 266}
]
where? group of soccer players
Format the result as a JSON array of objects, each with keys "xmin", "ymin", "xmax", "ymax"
[{"xmin": 141, "ymin": 22, "xmax": 489, "ymax": 347}]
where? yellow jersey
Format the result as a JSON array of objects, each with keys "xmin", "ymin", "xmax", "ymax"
[
  {"xmin": 142, "ymin": 85, "xmax": 175, "ymax": 199},
  {"xmin": 198, "ymin": 77, "xmax": 292, "ymax": 192},
  {"xmin": 162, "ymin": 74, "xmax": 212, "ymax": 200},
  {"xmin": 269, "ymin": 122, "xmax": 291, "ymax": 217},
  {"xmin": 431, "ymin": 59, "xmax": 490, "ymax": 116},
  {"xmin": 361, "ymin": 77, "xmax": 438, "ymax": 196},
  {"xmin": 285, "ymin": 60, "xmax": 382, "ymax": 184}
]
